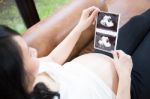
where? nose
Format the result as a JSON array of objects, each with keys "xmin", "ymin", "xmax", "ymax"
[{"xmin": 30, "ymin": 47, "xmax": 38, "ymax": 58}]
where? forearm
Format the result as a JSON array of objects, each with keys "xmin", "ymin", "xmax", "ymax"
[
  {"xmin": 48, "ymin": 25, "xmax": 83, "ymax": 64},
  {"xmin": 45, "ymin": 6, "xmax": 100, "ymax": 64},
  {"xmin": 116, "ymin": 76, "xmax": 131, "ymax": 99}
]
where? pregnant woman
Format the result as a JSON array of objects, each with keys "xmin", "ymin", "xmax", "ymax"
[{"xmin": 0, "ymin": 7, "xmax": 132, "ymax": 99}]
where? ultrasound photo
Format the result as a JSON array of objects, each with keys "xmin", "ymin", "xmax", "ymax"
[
  {"xmin": 94, "ymin": 11, "xmax": 120, "ymax": 53},
  {"xmin": 96, "ymin": 12, "xmax": 119, "ymax": 32},
  {"xmin": 94, "ymin": 32, "xmax": 117, "ymax": 53}
]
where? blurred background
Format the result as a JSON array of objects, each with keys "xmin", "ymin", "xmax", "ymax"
[{"xmin": 0, "ymin": 0, "xmax": 70, "ymax": 34}]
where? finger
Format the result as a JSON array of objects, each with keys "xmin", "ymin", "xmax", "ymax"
[
  {"xmin": 117, "ymin": 50, "xmax": 125, "ymax": 54},
  {"xmin": 112, "ymin": 51, "xmax": 118, "ymax": 61},
  {"xmin": 85, "ymin": 6, "xmax": 99, "ymax": 12},
  {"xmin": 82, "ymin": 6, "xmax": 96, "ymax": 17},
  {"xmin": 92, "ymin": 15, "xmax": 98, "ymax": 25},
  {"xmin": 116, "ymin": 50, "xmax": 125, "ymax": 58},
  {"xmin": 127, "ymin": 55, "xmax": 132, "ymax": 60},
  {"xmin": 88, "ymin": 9, "xmax": 99, "ymax": 22},
  {"xmin": 92, "ymin": 19, "xmax": 96, "ymax": 25},
  {"xmin": 85, "ymin": 7, "xmax": 100, "ymax": 18}
]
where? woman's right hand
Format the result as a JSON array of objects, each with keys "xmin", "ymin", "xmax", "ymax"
[
  {"xmin": 112, "ymin": 50, "xmax": 133, "ymax": 79},
  {"xmin": 77, "ymin": 6, "xmax": 100, "ymax": 31}
]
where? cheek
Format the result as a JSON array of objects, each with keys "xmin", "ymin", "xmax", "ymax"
[{"xmin": 26, "ymin": 58, "xmax": 39, "ymax": 76}]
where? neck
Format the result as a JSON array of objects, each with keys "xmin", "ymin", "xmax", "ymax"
[{"xmin": 26, "ymin": 75, "xmax": 35, "ymax": 93}]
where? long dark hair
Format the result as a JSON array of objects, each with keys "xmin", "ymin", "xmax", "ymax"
[
  {"xmin": 0, "ymin": 25, "xmax": 29, "ymax": 99},
  {"xmin": 30, "ymin": 83, "xmax": 60, "ymax": 99},
  {"xmin": 0, "ymin": 25, "xmax": 60, "ymax": 99}
]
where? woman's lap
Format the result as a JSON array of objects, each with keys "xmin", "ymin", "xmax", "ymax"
[
  {"xmin": 117, "ymin": 9, "xmax": 150, "ymax": 55},
  {"xmin": 131, "ymin": 31, "xmax": 150, "ymax": 99},
  {"xmin": 117, "ymin": 9, "xmax": 150, "ymax": 99}
]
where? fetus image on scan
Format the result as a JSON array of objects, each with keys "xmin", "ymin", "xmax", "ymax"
[
  {"xmin": 94, "ymin": 32, "xmax": 116, "ymax": 52},
  {"xmin": 98, "ymin": 36, "xmax": 111, "ymax": 47},
  {"xmin": 97, "ymin": 12, "xmax": 119, "ymax": 32},
  {"xmin": 100, "ymin": 15, "xmax": 114, "ymax": 27}
]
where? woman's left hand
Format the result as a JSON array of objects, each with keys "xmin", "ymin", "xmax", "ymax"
[
  {"xmin": 77, "ymin": 6, "xmax": 100, "ymax": 31},
  {"xmin": 112, "ymin": 50, "xmax": 133, "ymax": 79}
]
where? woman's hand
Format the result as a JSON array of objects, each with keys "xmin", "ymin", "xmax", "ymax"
[
  {"xmin": 77, "ymin": 6, "xmax": 100, "ymax": 31},
  {"xmin": 112, "ymin": 50, "xmax": 133, "ymax": 79}
]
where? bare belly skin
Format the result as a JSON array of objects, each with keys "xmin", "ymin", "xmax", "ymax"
[{"xmin": 71, "ymin": 53, "xmax": 118, "ymax": 94}]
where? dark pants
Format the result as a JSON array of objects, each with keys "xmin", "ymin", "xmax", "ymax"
[
  {"xmin": 118, "ymin": 9, "xmax": 150, "ymax": 99},
  {"xmin": 96, "ymin": 9, "xmax": 150, "ymax": 99}
]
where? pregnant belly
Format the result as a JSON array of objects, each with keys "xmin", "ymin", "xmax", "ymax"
[{"xmin": 71, "ymin": 53, "xmax": 118, "ymax": 94}]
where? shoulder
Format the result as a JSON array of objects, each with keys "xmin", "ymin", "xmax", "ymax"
[
  {"xmin": 38, "ymin": 56, "xmax": 53, "ymax": 63},
  {"xmin": 38, "ymin": 56, "xmax": 62, "ymax": 68},
  {"xmin": 35, "ymin": 57, "xmax": 62, "ymax": 89},
  {"xmin": 33, "ymin": 72, "xmax": 60, "ymax": 92},
  {"xmin": 34, "ymin": 56, "xmax": 61, "ymax": 91}
]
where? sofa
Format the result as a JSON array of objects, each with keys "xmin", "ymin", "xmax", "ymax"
[{"xmin": 23, "ymin": 0, "xmax": 150, "ymax": 61}]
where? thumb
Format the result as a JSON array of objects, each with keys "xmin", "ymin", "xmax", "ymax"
[
  {"xmin": 112, "ymin": 51, "xmax": 119, "ymax": 68},
  {"xmin": 112, "ymin": 51, "xmax": 118, "ymax": 61}
]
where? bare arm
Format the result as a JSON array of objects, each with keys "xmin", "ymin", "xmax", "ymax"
[
  {"xmin": 47, "ymin": 25, "xmax": 83, "ymax": 64},
  {"xmin": 45, "ymin": 7, "xmax": 100, "ymax": 64},
  {"xmin": 112, "ymin": 50, "xmax": 133, "ymax": 99}
]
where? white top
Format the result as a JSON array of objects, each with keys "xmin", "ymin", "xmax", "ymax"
[{"xmin": 38, "ymin": 59, "xmax": 116, "ymax": 99}]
